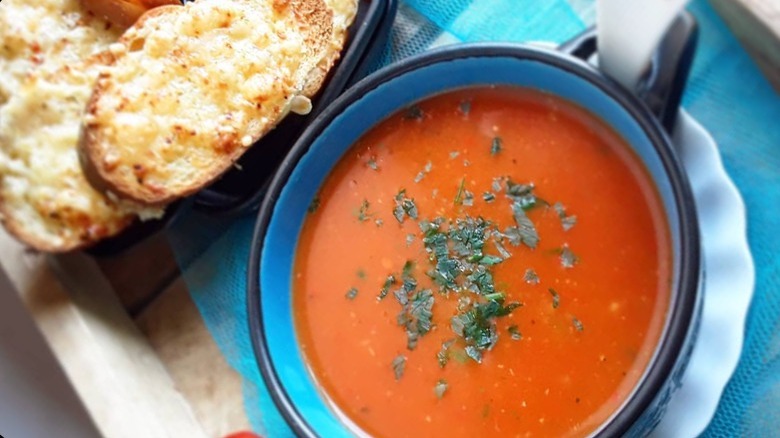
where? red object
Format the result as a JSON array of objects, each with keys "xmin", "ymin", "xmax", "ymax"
[{"xmin": 224, "ymin": 432, "xmax": 261, "ymax": 438}]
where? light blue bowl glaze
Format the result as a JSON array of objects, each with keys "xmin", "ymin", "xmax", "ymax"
[{"xmin": 253, "ymin": 44, "xmax": 700, "ymax": 437}]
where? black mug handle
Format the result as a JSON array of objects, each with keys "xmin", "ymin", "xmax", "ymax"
[{"xmin": 558, "ymin": 12, "xmax": 698, "ymax": 134}]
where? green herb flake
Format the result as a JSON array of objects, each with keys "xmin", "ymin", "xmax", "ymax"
[
  {"xmin": 459, "ymin": 100, "xmax": 472, "ymax": 115},
  {"xmin": 449, "ymin": 151, "xmax": 461, "ymax": 160},
  {"xmin": 560, "ymin": 245, "xmax": 579, "ymax": 268},
  {"xmin": 454, "ymin": 178, "xmax": 466, "ymax": 206},
  {"xmin": 490, "ymin": 136, "xmax": 503, "ymax": 155},
  {"xmin": 463, "ymin": 190, "xmax": 474, "ymax": 207},
  {"xmin": 406, "ymin": 234, "xmax": 416, "ymax": 246},
  {"xmin": 510, "ymin": 202, "xmax": 540, "ymax": 248},
  {"xmin": 492, "ymin": 177, "xmax": 504, "ymax": 192},
  {"xmin": 437, "ymin": 339, "xmax": 455, "ymax": 368},
  {"xmin": 393, "ymin": 189, "xmax": 419, "ymax": 223},
  {"xmin": 357, "ymin": 269, "xmax": 366, "ymax": 280},
  {"xmin": 494, "ymin": 240, "xmax": 512, "ymax": 259},
  {"xmin": 524, "ymin": 268, "xmax": 539, "ymax": 284},
  {"xmin": 572, "ymin": 316, "xmax": 584, "ymax": 332},
  {"xmin": 375, "ymin": 218, "xmax": 384, "ymax": 227},
  {"xmin": 479, "ymin": 255, "xmax": 503, "ymax": 266},
  {"xmin": 402, "ymin": 260, "xmax": 415, "ymax": 279},
  {"xmin": 483, "ymin": 192, "xmax": 496, "ymax": 203},
  {"xmin": 378, "ymin": 275, "xmax": 397, "ymax": 300},
  {"xmin": 404, "ymin": 105, "xmax": 424, "ymax": 120},
  {"xmin": 548, "ymin": 288, "xmax": 560, "ymax": 309},
  {"xmin": 307, "ymin": 196, "xmax": 320, "ymax": 214},
  {"xmin": 434, "ymin": 379, "xmax": 449, "ymax": 399},
  {"xmin": 392, "ymin": 355, "xmax": 407, "ymax": 380},
  {"xmin": 367, "ymin": 156, "xmax": 379, "ymax": 170},
  {"xmin": 508, "ymin": 325, "xmax": 522, "ymax": 341},
  {"xmin": 414, "ymin": 161, "xmax": 433, "ymax": 183},
  {"xmin": 346, "ymin": 287, "xmax": 358, "ymax": 300},
  {"xmin": 355, "ymin": 199, "xmax": 372, "ymax": 222},
  {"xmin": 554, "ymin": 202, "xmax": 577, "ymax": 231}
]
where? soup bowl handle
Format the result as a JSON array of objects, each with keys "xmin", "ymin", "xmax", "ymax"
[{"xmin": 559, "ymin": 12, "xmax": 698, "ymax": 134}]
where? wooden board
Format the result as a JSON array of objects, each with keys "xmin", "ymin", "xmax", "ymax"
[
  {"xmin": 0, "ymin": 229, "xmax": 208, "ymax": 438},
  {"xmin": 710, "ymin": 0, "xmax": 780, "ymax": 91}
]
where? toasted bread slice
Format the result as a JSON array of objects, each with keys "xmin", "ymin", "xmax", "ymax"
[
  {"xmin": 80, "ymin": 0, "xmax": 333, "ymax": 206},
  {"xmin": 301, "ymin": 0, "xmax": 359, "ymax": 97},
  {"xmin": 0, "ymin": 0, "xmax": 158, "ymax": 252}
]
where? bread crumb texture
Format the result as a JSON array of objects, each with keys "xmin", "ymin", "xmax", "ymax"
[
  {"xmin": 0, "ymin": 0, "xmax": 159, "ymax": 252},
  {"xmin": 83, "ymin": 0, "xmax": 334, "ymax": 205}
]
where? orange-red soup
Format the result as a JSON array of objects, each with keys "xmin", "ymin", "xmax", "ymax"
[{"xmin": 294, "ymin": 87, "xmax": 670, "ymax": 437}]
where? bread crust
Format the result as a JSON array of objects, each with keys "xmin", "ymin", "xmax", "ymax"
[
  {"xmin": 80, "ymin": 0, "xmax": 334, "ymax": 206},
  {"xmin": 302, "ymin": 0, "xmax": 358, "ymax": 97}
]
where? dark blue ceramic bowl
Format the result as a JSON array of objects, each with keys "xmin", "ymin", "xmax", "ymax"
[{"xmin": 248, "ymin": 41, "xmax": 702, "ymax": 437}]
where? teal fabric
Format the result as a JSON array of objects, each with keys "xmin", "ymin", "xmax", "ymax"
[{"xmin": 166, "ymin": 0, "xmax": 780, "ymax": 436}]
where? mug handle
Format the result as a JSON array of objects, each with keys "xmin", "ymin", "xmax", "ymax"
[{"xmin": 558, "ymin": 12, "xmax": 698, "ymax": 134}]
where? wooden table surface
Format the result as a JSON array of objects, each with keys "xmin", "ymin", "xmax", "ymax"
[{"xmin": 0, "ymin": 228, "xmax": 249, "ymax": 438}]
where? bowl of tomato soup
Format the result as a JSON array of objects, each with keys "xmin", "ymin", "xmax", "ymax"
[{"xmin": 248, "ymin": 44, "xmax": 701, "ymax": 437}]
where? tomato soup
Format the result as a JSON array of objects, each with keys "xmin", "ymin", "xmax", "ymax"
[{"xmin": 293, "ymin": 87, "xmax": 670, "ymax": 437}]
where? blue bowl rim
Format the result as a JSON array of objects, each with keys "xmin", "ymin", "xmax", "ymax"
[{"xmin": 247, "ymin": 42, "xmax": 701, "ymax": 437}]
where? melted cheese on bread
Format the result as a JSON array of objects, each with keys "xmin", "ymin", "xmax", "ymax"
[
  {"xmin": 81, "ymin": 0, "xmax": 333, "ymax": 205},
  {"xmin": 0, "ymin": 0, "xmax": 158, "ymax": 251}
]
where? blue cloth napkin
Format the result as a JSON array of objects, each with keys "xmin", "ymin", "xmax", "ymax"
[{"xmin": 166, "ymin": 1, "xmax": 780, "ymax": 436}]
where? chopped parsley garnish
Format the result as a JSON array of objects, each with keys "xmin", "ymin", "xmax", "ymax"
[
  {"xmin": 572, "ymin": 316, "xmax": 584, "ymax": 332},
  {"xmin": 414, "ymin": 161, "xmax": 433, "ymax": 183},
  {"xmin": 375, "ymin": 218, "xmax": 384, "ymax": 227},
  {"xmin": 393, "ymin": 189, "xmax": 419, "ymax": 223},
  {"xmin": 548, "ymin": 288, "xmax": 560, "ymax": 309},
  {"xmin": 449, "ymin": 151, "xmax": 460, "ymax": 160},
  {"xmin": 508, "ymin": 325, "xmax": 522, "ymax": 340},
  {"xmin": 392, "ymin": 355, "xmax": 406, "ymax": 380},
  {"xmin": 357, "ymin": 269, "xmax": 366, "ymax": 280},
  {"xmin": 437, "ymin": 339, "xmax": 455, "ymax": 368},
  {"xmin": 355, "ymin": 199, "xmax": 373, "ymax": 222},
  {"xmin": 406, "ymin": 234, "xmax": 415, "ymax": 246},
  {"xmin": 454, "ymin": 178, "xmax": 466, "ymax": 206},
  {"xmin": 346, "ymin": 287, "xmax": 358, "ymax": 300},
  {"xmin": 492, "ymin": 177, "xmax": 503, "ymax": 192},
  {"xmin": 509, "ymin": 202, "xmax": 540, "ymax": 248},
  {"xmin": 434, "ymin": 379, "xmax": 449, "ymax": 399},
  {"xmin": 378, "ymin": 274, "xmax": 397, "ymax": 300},
  {"xmin": 494, "ymin": 240, "xmax": 511, "ymax": 259},
  {"xmin": 463, "ymin": 190, "xmax": 474, "ymax": 206},
  {"xmin": 553, "ymin": 202, "xmax": 577, "ymax": 231},
  {"xmin": 490, "ymin": 136, "xmax": 502, "ymax": 155},
  {"xmin": 307, "ymin": 196, "xmax": 320, "ymax": 213},
  {"xmin": 523, "ymin": 268, "xmax": 539, "ymax": 284},
  {"xmin": 367, "ymin": 156, "xmax": 379, "ymax": 170},
  {"xmin": 459, "ymin": 99, "xmax": 472, "ymax": 115},
  {"xmin": 404, "ymin": 105, "xmax": 423, "ymax": 120},
  {"xmin": 451, "ymin": 296, "xmax": 521, "ymax": 363},
  {"xmin": 483, "ymin": 191, "xmax": 496, "ymax": 203},
  {"xmin": 560, "ymin": 245, "xmax": 579, "ymax": 268}
]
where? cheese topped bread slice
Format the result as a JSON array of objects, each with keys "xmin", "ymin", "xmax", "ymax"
[
  {"xmin": 302, "ymin": 0, "xmax": 359, "ymax": 97},
  {"xmin": 80, "ymin": 0, "xmax": 334, "ymax": 205},
  {"xmin": 0, "ymin": 0, "xmax": 159, "ymax": 252}
]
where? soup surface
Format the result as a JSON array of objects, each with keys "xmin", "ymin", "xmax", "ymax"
[{"xmin": 293, "ymin": 87, "xmax": 670, "ymax": 437}]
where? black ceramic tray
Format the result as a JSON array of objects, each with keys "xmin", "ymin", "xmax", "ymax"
[{"xmin": 87, "ymin": 0, "xmax": 398, "ymax": 256}]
